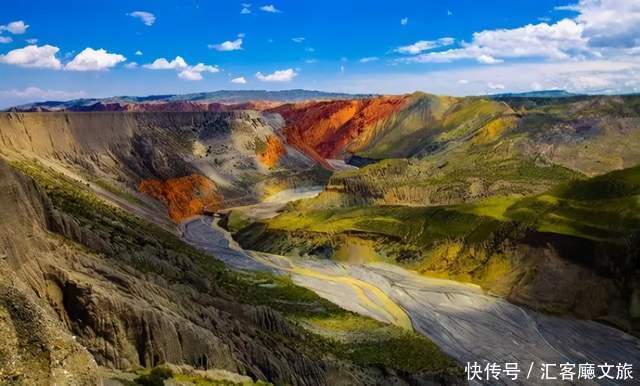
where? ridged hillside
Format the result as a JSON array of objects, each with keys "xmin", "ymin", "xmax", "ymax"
[
  {"xmin": 236, "ymin": 166, "xmax": 640, "ymax": 334},
  {"xmin": 303, "ymin": 95, "xmax": 640, "ymax": 208},
  {"xmin": 0, "ymin": 111, "xmax": 326, "ymax": 219},
  {"xmin": 272, "ymin": 95, "xmax": 409, "ymax": 163},
  {"xmin": 230, "ymin": 95, "xmax": 640, "ymax": 336},
  {"xmin": 0, "ymin": 158, "xmax": 461, "ymax": 384}
]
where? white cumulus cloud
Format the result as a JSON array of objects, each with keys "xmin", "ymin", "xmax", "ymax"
[
  {"xmin": 65, "ymin": 48, "xmax": 126, "ymax": 71},
  {"xmin": 398, "ymin": 1, "xmax": 640, "ymax": 66},
  {"xmin": 144, "ymin": 56, "xmax": 188, "ymax": 70},
  {"xmin": 255, "ymin": 68, "xmax": 297, "ymax": 82},
  {"xmin": 477, "ymin": 54, "xmax": 503, "ymax": 64},
  {"xmin": 260, "ymin": 5, "xmax": 281, "ymax": 13},
  {"xmin": 400, "ymin": 17, "xmax": 408, "ymax": 26},
  {"xmin": 292, "ymin": 37, "xmax": 305, "ymax": 43},
  {"xmin": 0, "ymin": 37, "xmax": 12, "ymax": 44},
  {"xmin": 395, "ymin": 38, "xmax": 455, "ymax": 54},
  {"xmin": 143, "ymin": 56, "xmax": 219, "ymax": 80},
  {"xmin": 190, "ymin": 63, "xmax": 219, "ymax": 73},
  {"xmin": 0, "ymin": 21, "xmax": 29, "ymax": 34},
  {"xmin": 127, "ymin": 11, "xmax": 156, "ymax": 26},
  {"xmin": 177, "ymin": 70, "xmax": 202, "ymax": 81},
  {"xmin": 210, "ymin": 38, "xmax": 243, "ymax": 51},
  {"xmin": 399, "ymin": 19, "xmax": 586, "ymax": 63},
  {"xmin": 178, "ymin": 64, "xmax": 219, "ymax": 81},
  {"xmin": 0, "ymin": 44, "xmax": 62, "ymax": 69},
  {"xmin": 576, "ymin": 0, "xmax": 640, "ymax": 48},
  {"xmin": 231, "ymin": 76, "xmax": 247, "ymax": 84}
]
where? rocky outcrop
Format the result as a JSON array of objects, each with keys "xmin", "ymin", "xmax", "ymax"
[
  {"xmin": 139, "ymin": 174, "xmax": 223, "ymax": 221},
  {"xmin": 257, "ymin": 135, "xmax": 287, "ymax": 169}
]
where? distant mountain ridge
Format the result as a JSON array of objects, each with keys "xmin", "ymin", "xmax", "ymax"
[
  {"xmin": 7, "ymin": 89, "xmax": 377, "ymax": 112},
  {"xmin": 7, "ymin": 89, "xmax": 620, "ymax": 112},
  {"xmin": 490, "ymin": 89, "xmax": 582, "ymax": 98}
]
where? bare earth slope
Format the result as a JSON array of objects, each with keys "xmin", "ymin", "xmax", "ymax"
[{"xmin": 0, "ymin": 111, "xmax": 327, "ymax": 218}]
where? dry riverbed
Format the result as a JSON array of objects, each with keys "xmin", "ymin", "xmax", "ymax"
[{"xmin": 181, "ymin": 189, "xmax": 640, "ymax": 385}]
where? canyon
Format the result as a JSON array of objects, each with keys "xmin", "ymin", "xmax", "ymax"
[
  {"xmin": 0, "ymin": 91, "xmax": 639, "ymax": 385},
  {"xmin": 182, "ymin": 193, "xmax": 640, "ymax": 385}
]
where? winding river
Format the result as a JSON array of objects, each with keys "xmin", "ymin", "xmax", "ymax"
[{"xmin": 181, "ymin": 188, "xmax": 640, "ymax": 385}]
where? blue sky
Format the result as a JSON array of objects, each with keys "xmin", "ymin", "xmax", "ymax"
[{"xmin": 0, "ymin": 0, "xmax": 639, "ymax": 107}]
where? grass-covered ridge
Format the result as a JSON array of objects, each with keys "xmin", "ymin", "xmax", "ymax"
[
  {"xmin": 322, "ymin": 94, "xmax": 640, "ymax": 214},
  {"xmin": 286, "ymin": 165, "xmax": 640, "ymax": 245},
  {"xmin": 9, "ymin": 158, "xmax": 461, "ymax": 379},
  {"xmin": 232, "ymin": 165, "xmax": 640, "ymax": 324},
  {"xmin": 356, "ymin": 93, "xmax": 513, "ymax": 159},
  {"xmin": 322, "ymin": 142, "xmax": 583, "ymax": 211},
  {"xmin": 303, "ymin": 314, "xmax": 455, "ymax": 373},
  {"xmin": 486, "ymin": 165, "xmax": 640, "ymax": 242}
]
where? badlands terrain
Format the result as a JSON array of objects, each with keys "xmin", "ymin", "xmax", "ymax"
[{"xmin": 1, "ymin": 90, "xmax": 639, "ymax": 385}]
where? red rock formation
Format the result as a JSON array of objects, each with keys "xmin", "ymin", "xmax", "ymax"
[
  {"xmin": 271, "ymin": 96, "xmax": 409, "ymax": 162},
  {"xmin": 139, "ymin": 175, "xmax": 223, "ymax": 222},
  {"xmin": 257, "ymin": 135, "xmax": 287, "ymax": 168}
]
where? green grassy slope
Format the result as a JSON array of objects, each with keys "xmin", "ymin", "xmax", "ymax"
[
  {"xmin": 356, "ymin": 93, "xmax": 514, "ymax": 160},
  {"xmin": 260, "ymin": 166, "xmax": 640, "ymax": 259},
  {"xmin": 235, "ymin": 166, "xmax": 640, "ymax": 331}
]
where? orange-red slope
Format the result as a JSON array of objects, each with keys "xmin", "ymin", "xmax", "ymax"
[
  {"xmin": 257, "ymin": 135, "xmax": 287, "ymax": 169},
  {"xmin": 272, "ymin": 96, "xmax": 409, "ymax": 163},
  {"xmin": 139, "ymin": 174, "xmax": 223, "ymax": 222}
]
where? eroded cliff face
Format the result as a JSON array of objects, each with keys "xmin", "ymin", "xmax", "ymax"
[
  {"xmin": 272, "ymin": 96, "xmax": 409, "ymax": 162},
  {"xmin": 139, "ymin": 175, "xmax": 224, "ymax": 221},
  {"xmin": 0, "ymin": 111, "xmax": 323, "ymax": 218},
  {"xmin": 0, "ymin": 160, "xmax": 100, "ymax": 384},
  {"xmin": 2, "ymin": 159, "xmax": 428, "ymax": 385}
]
